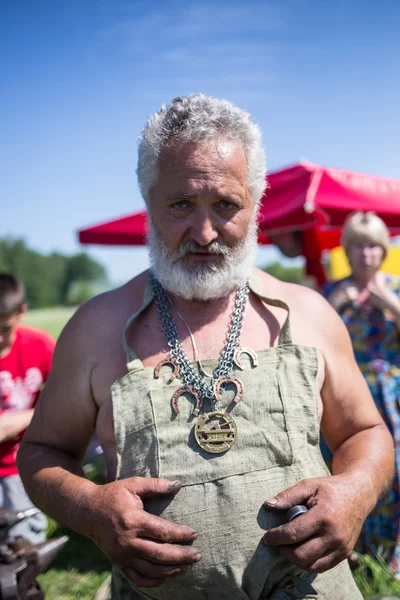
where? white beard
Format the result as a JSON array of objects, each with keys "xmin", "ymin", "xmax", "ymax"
[{"xmin": 148, "ymin": 218, "xmax": 258, "ymax": 300}]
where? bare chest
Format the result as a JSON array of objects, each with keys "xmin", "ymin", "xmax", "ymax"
[
  {"xmin": 92, "ymin": 294, "xmax": 324, "ymax": 466},
  {"xmin": 129, "ymin": 299, "xmax": 286, "ymax": 366}
]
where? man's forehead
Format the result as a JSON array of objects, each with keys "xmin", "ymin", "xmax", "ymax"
[{"xmin": 159, "ymin": 138, "xmax": 246, "ymax": 168}]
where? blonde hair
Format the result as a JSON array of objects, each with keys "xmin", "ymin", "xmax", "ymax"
[{"xmin": 341, "ymin": 211, "xmax": 390, "ymax": 259}]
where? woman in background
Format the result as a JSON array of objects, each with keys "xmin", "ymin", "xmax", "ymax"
[{"xmin": 325, "ymin": 211, "xmax": 400, "ymax": 576}]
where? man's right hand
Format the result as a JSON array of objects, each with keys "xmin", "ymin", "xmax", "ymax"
[{"xmin": 84, "ymin": 476, "xmax": 201, "ymax": 587}]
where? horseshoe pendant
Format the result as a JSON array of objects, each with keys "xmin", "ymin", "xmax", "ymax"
[
  {"xmin": 154, "ymin": 358, "xmax": 180, "ymax": 382},
  {"xmin": 233, "ymin": 347, "xmax": 258, "ymax": 370},
  {"xmin": 214, "ymin": 376, "xmax": 244, "ymax": 404},
  {"xmin": 172, "ymin": 386, "xmax": 203, "ymax": 416}
]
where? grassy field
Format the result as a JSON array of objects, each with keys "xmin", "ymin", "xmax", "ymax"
[
  {"xmin": 37, "ymin": 525, "xmax": 111, "ymax": 600},
  {"xmin": 18, "ymin": 306, "xmax": 400, "ymax": 599},
  {"xmin": 23, "ymin": 306, "xmax": 77, "ymax": 339}
]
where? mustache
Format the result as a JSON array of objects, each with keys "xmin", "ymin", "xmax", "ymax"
[{"xmin": 176, "ymin": 240, "xmax": 231, "ymax": 259}]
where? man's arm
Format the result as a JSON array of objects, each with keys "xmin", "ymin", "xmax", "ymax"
[
  {"xmin": 0, "ymin": 409, "xmax": 34, "ymax": 442},
  {"xmin": 17, "ymin": 296, "xmax": 201, "ymax": 588},
  {"xmin": 263, "ymin": 290, "xmax": 394, "ymax": 572}
]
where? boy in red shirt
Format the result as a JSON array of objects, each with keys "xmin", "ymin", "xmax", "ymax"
[{"xmin": 0, "ymin": 274, "xmax": 55, "ymax": 542}]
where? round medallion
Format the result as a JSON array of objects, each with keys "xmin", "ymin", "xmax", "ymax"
[{"xmin": 194, "ymin": 411, "xmax": 237, "ymax": 454}]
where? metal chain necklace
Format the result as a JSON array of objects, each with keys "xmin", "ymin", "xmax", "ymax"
[
  {"xmin": 151, "ymin": 273, "xmax": 257, "ymax": 454},
  {"xmin": 166, "ymin": 294, "xmax": 213, "ymax": 378}
]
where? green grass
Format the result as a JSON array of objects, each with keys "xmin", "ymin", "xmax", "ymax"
[
  {"xmin": 37, "ymin": 523, "xmax": 111, "ymax": 600},
  {"xmin": 37, "ymin": 467, "xmax": 111, "ymax": 599},
  {"xmin": 38, "ymin": 569, "xmax": 110, "ymax": 600},
  {"xmin": 22, "ymin": 306, "xmax": 76, "ymax": 339},
  {"xmin": 353, "ymin": 552, "xmax": 400, "ymax": 598}
]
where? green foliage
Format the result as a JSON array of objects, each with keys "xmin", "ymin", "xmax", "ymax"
[
  {"xmin": 66, "ymin": 281, "xmax": 103, "ymax": 306},
  {"xmin": 0, "ymin": 237, "xmax": 107, "ymax": 308},
  {"xmin": 352, "ymin": 552, "xmax": 400, "ymax": 597},
  {"xmin": 38, "ymin": 568, "xmax": 110, "ymax": 600},
  {"xmin": 65, "ymin": 253, "xmax": 106, "ymax": 286},
  {"xmin": 262, "ymin": 261, "xmax": 305, "ymax": 284}
]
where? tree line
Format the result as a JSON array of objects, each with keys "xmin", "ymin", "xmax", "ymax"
[
  {"xmin": 263, "ymin": 261, "xmax": 304, "ymax": 284},
  {"xmin": 0, "ymin": 237, "xmax": 307, "ymax": 309},
  {"xmin": 0, "ymin": 238, "xmax": 108, "ymax": 308}
]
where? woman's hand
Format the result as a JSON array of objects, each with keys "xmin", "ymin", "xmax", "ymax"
[
  {"xmin": 367, "ymin": 279, "xmax": 400, "ymax": 313},
  {"xmin": 326, "ymin": 282, "xmax": 359, "ymax": 311}
]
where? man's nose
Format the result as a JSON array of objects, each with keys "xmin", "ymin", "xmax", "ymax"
[{"xmin": 189, "ymin": 211, "xmax": 219, "ymax": 246}]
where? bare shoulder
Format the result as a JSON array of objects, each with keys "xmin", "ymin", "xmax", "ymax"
[
  {"xmin": 251, "ymin": 267, "xmax": 343, "ymax": 347},
  {"xmin": 251, "ymin": 270, "xmax": 384, "ymax": 449},
  {"xmin": 21, "ymin": 271, "xmax": 150, "ymax": 455},
  {"xmin": 57, "ymin": 270, "xmax": 149, "ymax": 355}
]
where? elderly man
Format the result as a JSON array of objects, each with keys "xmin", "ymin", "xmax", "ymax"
[{"xmin": 18, "ymin": 95, "xmax": 393, "ymax": 599}]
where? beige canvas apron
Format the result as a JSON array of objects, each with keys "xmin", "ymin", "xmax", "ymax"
[{"xmin": 110, "ymin": 276, "xmax": 362, "ymax": 599}]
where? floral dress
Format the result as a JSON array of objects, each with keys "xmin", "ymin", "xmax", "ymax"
[{"xmin": 323, "ymin": 275, "xmax": 400, "ymax": 573}]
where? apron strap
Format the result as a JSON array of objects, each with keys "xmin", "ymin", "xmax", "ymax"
[
  {"xmin": 122, "ymin": 275, "xmax": 154, "ymax": 372},
  {"xmin": 248, "ymin": 275, "xmax": 292, "ymax": 346}
]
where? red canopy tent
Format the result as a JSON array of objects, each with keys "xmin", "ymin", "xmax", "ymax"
[
  {"xmin": 78, "ymin": 161, "xmax": 400, "ymax": 286},
  {"xmin": 79, "ymin": 210, "xmax": 148, "ymax": 246}
]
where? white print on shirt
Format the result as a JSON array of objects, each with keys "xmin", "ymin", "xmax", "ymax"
[{"xmin": 0, "ymin": 368, "xmax": 43, "ymax": 411}]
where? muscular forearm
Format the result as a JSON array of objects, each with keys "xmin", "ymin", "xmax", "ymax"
[
  {"xmin": 17, "ymin": 441, "xmax": 97, "ymax": 538},
  {"xmin": 0, "ymin": 410, "xmax": 34, "ymax": 442},
  {"xmin": 331, "ymin": 424, "xmax": 394, "ymax": 514}
]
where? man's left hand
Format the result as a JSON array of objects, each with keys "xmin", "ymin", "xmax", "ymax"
[{"xmin": 262, "ymin": 475, "xmax": 367, "ymax": 573}]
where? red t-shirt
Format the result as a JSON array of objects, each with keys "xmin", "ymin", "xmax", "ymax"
[{"xmin": 0, "ymin": 325, "xmax": 55, "ymax": 477}]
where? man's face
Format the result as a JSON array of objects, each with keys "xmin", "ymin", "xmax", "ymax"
[
  {"xmin": 147, "ymin": 139, "xmax": 258, "ymax": 300},
  {"xmin": 0, "ymin": 309, "xmax": 25, "ymax": 356},
  {"xmin": 150, "ymin": 139, "xmax": 253, "ymax": 262}
]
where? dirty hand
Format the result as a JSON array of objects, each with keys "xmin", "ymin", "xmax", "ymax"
[
  {"xmin": 85, "ymin": 477, "xmax": 201, "ymax": 587},
  {"xmin": 262, "ymin": 475, "xmax": 366, "ymax": 573}
]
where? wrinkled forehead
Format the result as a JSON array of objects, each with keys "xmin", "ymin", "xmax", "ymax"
[{"xmin": 157, "ymin": 137, "xmax": 247, "ymax": 173}]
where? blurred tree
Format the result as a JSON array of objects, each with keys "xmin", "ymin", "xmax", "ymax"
[
  {"xmin": 46, "ymin": 253, "xmax": 68, "ymax": 305},
  {"xmin": 262, "ymin": 261, "xmax": 305, "ymax": 284},
  {"xmin": 63, "ymin": 253, "xmax": 107, "ymax": 299},
  {"xmin": 0, "ymin": 237, "xmax": 108, "ymax": 308}
]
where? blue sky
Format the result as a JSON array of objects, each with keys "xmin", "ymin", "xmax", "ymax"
[{"xmin": 2, "ymin": 0, "xmax": 399, "ymax": 284}]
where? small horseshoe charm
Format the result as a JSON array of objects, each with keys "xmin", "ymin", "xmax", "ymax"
[
  {"xmin": 214, "ymin": 376, "xmax": 244, "ymax": 404},
  {"xmin": 172, "ymin": 386, "xmax": 203, "ymax": 416},
  {"xmin": 233, "ymin": 347, "xmax": 258, "ymax": 370},
  {"xmin": 154, "ymin": 359, "xmax": 180, "ymax": 382}
]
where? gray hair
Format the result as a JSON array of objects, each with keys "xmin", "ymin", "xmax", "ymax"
[{"xmin": 137, "ymin": 94, "xmax": 267, "ymax": 210}]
